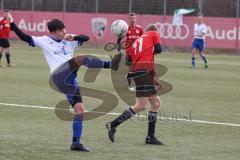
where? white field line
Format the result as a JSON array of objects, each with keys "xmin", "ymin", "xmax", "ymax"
[{"xmin": 0, "ymin": 102, "xmax": 240, "ymax": 127}]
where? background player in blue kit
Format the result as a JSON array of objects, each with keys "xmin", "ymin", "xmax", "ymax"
[
  {"xmin": 7, "ymin": 14, "xmax": 121, "ymax": 152},
  {"xmin": 191, "ymin": 13, "xmax": 208, "ymax": 69}
]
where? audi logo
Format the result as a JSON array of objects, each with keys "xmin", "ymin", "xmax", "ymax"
[{"xmin": 155, "ymin": 23, "xmax": 190, "ymax": 40}]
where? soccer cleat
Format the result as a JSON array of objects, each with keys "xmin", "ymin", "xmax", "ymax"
[
  {"xmin": 7, "ymin": 63, "xmax": 16, "ymax": 67},
  {"xmin": 110, "ymin": 53, "xmax": 122, "ymax": 71},
  {"xmin": 70, "ymin": 143, "xmax": 90, "ymax": 152},
  {"xmin": 106, "ymin": 122, "xmax": 116, "ymax": 142},
  {"xmin": 145, "ymin": 136, "xmax": 164, "ymax": 145},
  {"xmin": 204, "ymin": 64, "xmax": 208, "ymax": 69}
]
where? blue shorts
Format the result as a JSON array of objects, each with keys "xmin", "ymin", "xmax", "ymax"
[
  {"xmin": 192, "ymin": 38, "xmax": 205, "ymax": 52},
  {"xmin": 49, "ymin": 59, "xmax": 82, "ymax": 107}
]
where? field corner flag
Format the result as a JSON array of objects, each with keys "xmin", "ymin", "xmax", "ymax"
[{"xmin": 173, "ymin": 8, "xmax": 195, "ymax": 26}]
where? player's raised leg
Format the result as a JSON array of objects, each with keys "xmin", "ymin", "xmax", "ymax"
[
  {"xmin": 51, "ymin": 54, "xmax": 121, "ymax": 151},
  {"xmin": 49, "ymin": 58, "xmax": 89, "ymax": 152}
]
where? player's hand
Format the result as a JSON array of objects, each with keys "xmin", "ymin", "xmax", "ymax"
[
  {"xmin": 7, "ymin": 13, "xmax": 14, "ymax": 23},
  {"xmin": 64, "ymin": 34, "xmax": 75, "ymax": 41}
]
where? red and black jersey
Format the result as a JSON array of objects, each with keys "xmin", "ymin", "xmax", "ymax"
[
  {"xmin": 0, "ymin": 17, "xmax": 11, "ymax": 39},
  {"xmin": 128, "ymin": 31, "xmax": 161, "ymax": 72}
]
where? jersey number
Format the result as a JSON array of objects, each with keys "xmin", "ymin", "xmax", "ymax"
[{"xmin": 133, "ymin": 37, "xmax": 143, "ymax": 54}]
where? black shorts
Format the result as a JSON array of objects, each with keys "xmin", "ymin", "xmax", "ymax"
[
  {"xmin": 132, "ymin": 70, "xmax": 157, "ymax": 97},
  {"xmin": 0, "ymin": 38, "xmax": 10, "ymax": 48}
]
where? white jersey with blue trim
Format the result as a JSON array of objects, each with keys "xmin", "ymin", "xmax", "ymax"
[
  {"xmin": 31, "ymin": 36, "xmax": 79, "ymax": 73},
  {"xmin": 194, "ymin": 23, "xmax": 207, "ymax": 39}
]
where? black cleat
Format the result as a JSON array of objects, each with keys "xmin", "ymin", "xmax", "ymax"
[
  {"xmin": 110, "ymin": 53, "xmax": 122, "ymax": 71},
  {"xmin": 106, "ymin": 122, "xmax": 116, "ymax": 142},
  {"xmin": 70, "ymin": 143, "xmax": 90, "ymax": 152},
  {"xmin": 145, "ymin": 136, "xmax": 164, "ymax": 145},
  {"xmin": 205, "ymin": 64, "xmax": 208, "ymax": 69}
]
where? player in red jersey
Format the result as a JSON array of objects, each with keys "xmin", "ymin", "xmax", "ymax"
[
  {"xmin": 125, "ymin": 13, "xmax": 143, "ymax": 49},
  {"xmin": 117, "ymin": 13, "xmax": 143, "ymax": 90},
  {"xmin": 106, "ymin": 24, "xmax": 164, "ymax": 145},
  {"xmin": 0, "ymin": 10, "xmax": 14, "ymax": 67}
]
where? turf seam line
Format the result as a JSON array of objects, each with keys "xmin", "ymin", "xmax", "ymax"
[{"xmin": 91, "ymin": 54, "xmax": 240, "ymax": 66}]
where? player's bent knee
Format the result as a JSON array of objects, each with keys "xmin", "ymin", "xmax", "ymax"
[
  {"xmin": 74, "ymin": 55, "xmax": 85, "ymax": 66},
  {"xmin": 149, "ymin": 96, "xmax": 160, "ymax": 109},
  {"xmin": 153, "ymin": 101, "xmax": 160, "ymax": 108},
  {"xmin": 192, "ymin": 49, "xmax": 196, "ymax": 55},
  {"xmin": 74, "ymin": 103, "xmax": 85, "ymax": 115}
]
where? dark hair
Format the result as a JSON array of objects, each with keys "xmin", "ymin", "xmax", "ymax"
[
  {"xmin": 4, "ymin": 10, "xmax": 9, "ymax": 12},
  {"xmin": 129, "ymin": 12, "xmax": 136, "ymax": 17},
  {"xmin": 47, "ymin": 19, "xmax": 65, "ymax": 33},
  {"xmin": 198, "ymin": 13, "xmax": 204, "ymax": 17}
]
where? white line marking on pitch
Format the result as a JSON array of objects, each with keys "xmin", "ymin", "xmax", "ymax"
[{"xmin": 0, "ymin": 102, "xmax": 240, "ymax": 127}]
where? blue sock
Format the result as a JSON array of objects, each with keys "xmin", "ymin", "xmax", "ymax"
[
  {"xmin": 72, "ymin": 115, "xmax": 83, "ymax": 144},
  {"xmin": 192, "ymin": 57, "xmax": 196, "ymax": 67},
  {"xmin": 82, "ymin": 56, "xmax": 103, "ymax": 68},
  {"xmin": 201, "ymin": 56, "xmax": 208, "ymax": 64},
  {"xmin": 0, "ymin": 52, "xmax": 2, "ymax": 62},
  {"xmin": 82, "ymin": 56, "xmax": 111, "ymax": 69}
]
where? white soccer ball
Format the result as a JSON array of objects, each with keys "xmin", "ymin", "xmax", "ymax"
[{"xmin": 111, "ymin": 20, "xmax": 128, "ymax": 37}]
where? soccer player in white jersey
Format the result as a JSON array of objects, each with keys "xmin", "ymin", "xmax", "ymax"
[
  {"xmin": 191, "ymin": 13, "xmax": 208, "ymax": 68},
  {"xmin": 7, "ymin": 14, "xmax": 121, "ymax": 152}
]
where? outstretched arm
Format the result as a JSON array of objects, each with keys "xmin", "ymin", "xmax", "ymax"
[{"xmin": 10, "ymin": 22, "xmax": 33, "ymax": 45}]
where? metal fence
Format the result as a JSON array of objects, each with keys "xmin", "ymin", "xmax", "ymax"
[
  {"xmin": 0, "ymin": 0, "xmax": 239, "ymax": 18},
  {"xmin": 1, "ymin": 0, "xmax": 240, "ymax": 50}
]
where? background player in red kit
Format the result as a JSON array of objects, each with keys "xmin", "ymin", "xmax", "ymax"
[
  {"xmin": 117, "ymin": 13, "xmax": 143, "ymax": 89},
  {"xmin": 0, "ymin": 10, "xmax": 14, "ymax": 67},
  {"xmin": 106, "ymin": 24, "xmax": 164, "ymax": 145}
]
